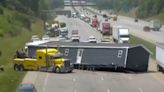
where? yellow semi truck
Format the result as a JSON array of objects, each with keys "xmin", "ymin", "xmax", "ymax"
[{"xmin": 13, "ymin": 49, "xmax": 73, "ymax": 73}]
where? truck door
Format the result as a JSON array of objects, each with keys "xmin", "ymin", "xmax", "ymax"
[
  {"xmin": 76, "ymin": 49, "xmax": 84, "ymax": 64},
  {"xmin": 24, "ymin": 59, "xmax": 37, "ymax": 70}
]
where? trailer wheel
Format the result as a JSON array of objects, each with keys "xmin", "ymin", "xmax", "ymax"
[
  {"xmin": 157, "ymin": 64, "xmax": 163, "ymax": 72},
  {"xmin": 55, "ymin": 67, "xmax": 61, "ymax": 73},
  {"xmin": 19, "ymin": 65, "xmax": 24, "ymax": 71},
  {"xmin": 14, "ymin": 64, "xmax": 19, "ymax": 71}
]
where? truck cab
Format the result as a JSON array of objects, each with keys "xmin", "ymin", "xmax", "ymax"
[
  {"xmin": 59, "ymin": 23, "xmax": 68, "ymax": 38},
  {"xmin": 13, "ymin": 49, "xmax": 73, "ymax": 73},
  {"xmin": 91, "ymin": 18, "xmax": 98, "ymax": 27},
  {"xmin": 113, "ymin": 25, "xmax": 129, "ymax": 43},
  {"xmin": 118, "ymin": 30, "xmax": 129, "ymax": 43},
  {"xmin": 99, "ymin": 19, "xmax": 112, "ymax": 35}
]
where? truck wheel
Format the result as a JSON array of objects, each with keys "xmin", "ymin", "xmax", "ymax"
[
  {"xmin": 55, "ymin": 67, "xmax": 61, "ymax": 73},
  {"xmin": 14, "ymin": 65, "xmax": 19, "ymax": 71},
  {"xmin": 157, "ymin": 64, "xmax": 163, "ymax": 72},
  {"xmin": 156, "ymin": 28, "xmax": 160, "ymax": 31},
  {"xmin": 19, "ymin": 65, "xmax": 24, "ymax": 71},
  {"xmin": 143, "ymin": 26, "xmax": 150, "ymax": 31},
  {"xmin": 68, "ymin": 70, "xmax": 72, "ymax": 73},
  {"xmin": 0, "ymin": 68, "xmax": 4, "ymax": 71}
]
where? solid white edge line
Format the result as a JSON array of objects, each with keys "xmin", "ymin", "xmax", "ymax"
[
  {"xmin": 139, "ymin": 88, "xmax": 144, "ymax": 92},
  {"xmin": 107, "ymin": 88, "xmax": 110, "ymax": 92},
  {"xmin": 101, "ymin": 76, "xmax": 104, "ymax": 81},
  {"xmin": 73, "ymin": 78, "xmax": 76, "ymax": 82}
]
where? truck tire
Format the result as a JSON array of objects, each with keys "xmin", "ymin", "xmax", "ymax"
[
  {"xmin": 68, "ymin": 70, "xmax": 72, "ymax": 73},
  {"xmin": 0, "ymin": 67, "xmax": 4, "ymax": 71},
  {"xmin": 19, "ymin": 65, "xmax": 24, "ymax": 71},
  {"xmin": 55, "ymin": 67, "xmax": 61, "ymax": 73},
  {"xmin": 156, "ymin": 28, "xmax": 160, "ymax": 31},
  {"xmin": 14, "ymin": 64, "xmax": 19, "ymax": 71},
  {"xmin": 157, "ymin": 64, "xmax": 163, "ymax": 72},
  {"xmin": 143, "ymin": 26, "xmax": 150, "ymax": 31}
]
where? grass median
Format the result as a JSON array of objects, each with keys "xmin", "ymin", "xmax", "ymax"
[
  {"xmin": 0, "ymin": 19, "xmax": 44, "ymax": 92},
  {"xmin": 130, "ymin": 35, "xmax": 156, "ymax": 59}
]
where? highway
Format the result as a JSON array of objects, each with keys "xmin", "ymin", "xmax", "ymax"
[
  {"xmin": 21, "ymin": 6, "xmax": 164, "ymax": 92},
  {"xmin": 55, "ymin": 6, "xmax": 102, "ymax": 42},
  {"xmin": 30, "ymin": 69, "xmax": 164, "ymax": 92},
  {"xmin": 83, "ymin": 7, "xmax": 164, "ymax": 44}
]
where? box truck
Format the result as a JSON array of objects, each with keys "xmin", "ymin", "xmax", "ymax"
[{"xmin": 113, "ymin": 26, "xmax": 129, "ymax": 43}]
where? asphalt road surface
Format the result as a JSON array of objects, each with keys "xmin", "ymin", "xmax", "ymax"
[
  {"xmin": 33, "ymin": 69, "xmax": 164, "ymax": 92},
  {"xmin": 55, "ymin": 7, "xmax": 102, "ymax": 42},
  {"xmin": 21, "ymin": 6, "xmax": 164, "ymax": 92}
]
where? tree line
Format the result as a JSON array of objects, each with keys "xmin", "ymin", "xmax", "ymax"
[
  {"xmin": 0, "ymin": 0, "xmax": 64, "ymax": 16},
  {"xmin": 90, "ymin": 0, "xmax": 164, "ymax": 18},
  {"xmin": 0, "ymin": 0, "xmax": 64, "ymax": 37}
]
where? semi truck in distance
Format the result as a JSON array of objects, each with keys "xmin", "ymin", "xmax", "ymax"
[
  {"xmin": 99, "ymin": 19, "xmax": 112, "ymax": 35},
  {"xmin": 90, "ymin": 15, "xmax": 99, "ymax": 27},
  {"xmin": 59, "ymin": 22, "xmax": 68, "ymax": 38},
  {"xmin": 13, "ymin": 49, "xmax": 73, "ymax": 73},
  {"xmin": 112, "ymin": 25, "xmax": 129, "ymax": 43},
  {"xmin": 144, "ymin": 20, "xmax": 162, "ymax": 31}
]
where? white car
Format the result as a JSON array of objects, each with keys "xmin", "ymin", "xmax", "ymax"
[
  {"xmin": 88, "ymin": 36, "xmax": 97, "ymax": 43},
  {"xmin": 42, "ymin": 35, "xmax": 50, "ymax": 40},
  {"xmin": 71, "ymin": 35, "xmax": 80, "ymax": 42},
  {"xmin": 31, "ymin": 35, "xmax": 40, "ymax": 42}
]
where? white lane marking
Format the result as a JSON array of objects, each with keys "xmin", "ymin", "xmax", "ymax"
[
  {"xmin": 75, "ymin": 89, "xmax": 77, "ymax": 92},
  {"xmin": 101, "ymin": 76, "xmax": 104, "ymax": 81},
  {"xmin": 128, "ymin": 76, "xmax": 133, "ymax": 80},
  {"xmin": 43, "ymin": 73, "xmax": 49, "ymax": 92},
  {"xmin": 73, "ymin": 78, "xmax": 76, "ymax": 82},
  {"xmin": 107, "ymin": 89, "xmax": 110, "ymax": 92},
  {"xmin": 139, "ymin": 88, "xmax": 144, "ymax": 92}
]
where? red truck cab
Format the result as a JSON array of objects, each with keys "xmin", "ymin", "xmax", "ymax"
[{"xmin": 91, "ymin": 18, "xmax": 98, "ymax": 27}]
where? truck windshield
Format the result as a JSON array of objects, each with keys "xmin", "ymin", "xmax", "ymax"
[
  {"xmin": 103, "ymin": 27, "xmax": 110, "ymax": 30},
  {"xmin": 120, "ymin": 35, "xmax": 129, "ymax": 37},
  {"xmin": 50, "ymin": 54, "xmax": 63, "ymax": 59}
]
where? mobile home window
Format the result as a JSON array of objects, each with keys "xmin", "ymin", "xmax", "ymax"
[
  {"xmin": 79, "ymin": 50, "xmax": 82, "ymax": 56},
  {"xmin": 117, "ymin": 50, "xmax": 123, "ymax": 58},
  {"xmin": 64, "ymin": 49, "xmax": 69, "ymax": 56},
  {"xmin": 78, "ymin": 49, "xmax": 84, "ymax": 57}
]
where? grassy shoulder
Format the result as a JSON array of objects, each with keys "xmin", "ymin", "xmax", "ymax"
[
  {"xmin": 130, "ymin": 35, "xmax": 156, "ymax": 59},
  {"xmin": 0, "ymin": 7, "xmax": 35, "ymax": 37},
  {"xmin": 147, "ymin": 12, "xmax": 164, "ymax": 25},
  {"xmin": 0, "ymin": 19, "xmax": 44, "ymax": 92}
]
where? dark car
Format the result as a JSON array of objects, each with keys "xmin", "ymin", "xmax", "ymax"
[
  {"xmin": 134, "ymin": 18, "xmax": 138, "ymax": 22},
  {"xmin": 103, "ymin": 14, "xmax": 108, "ymax": 18},
  {"xmin": 17, "ymin": 84, "xmax": 37, "ymax": 92}
]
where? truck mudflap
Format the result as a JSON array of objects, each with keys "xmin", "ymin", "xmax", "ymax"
[{"xmin": 60, "ymin": 66, "xmax": 74, "ymax": 73}]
